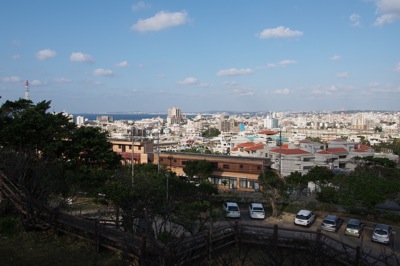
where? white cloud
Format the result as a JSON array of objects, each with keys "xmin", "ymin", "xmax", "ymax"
[
  {"xmin": 217, "ymin": 68, "xmax": 253, "ymax": 77},
  {"xmin": 30, "ymin": 79, "xmax": 47, "ymax": 86},
  {"xmin": 368, "ymin": 82, "xmax": 400, "ymax": 93},
  {"xmin": 232, "ymin": 88, "xmax": 255, "ymax": 96},
  {"xmin": 69, "ymin": 52, "xmax": 94, "ymax": 63},
  {"xmin": 131, "ymin": 11, "xmax": 189, "ymax": 32},
  {"xmin": 349, "ymin": 13, "xmax": 361, "ymax": 27},
  {"xmin": 93, "ymin": 68, "xmax": 114, "ymax": 76},
  {"xmin": 279, "ymin": 60, "xmax": 297, "ymax": 66},
  {"xmin": 11, "ymin": 54, "xmax": 21, "ymax": 60},
  {"xmin": 267, "ymin": 63, "xmax": 277, "ymax": 68},
  {"xmin": 394, "ymin": 62, "xmax": 400, "ymax": 71},
  {"xmin": 258, "ymin": 26, "xmax": 303, "ymax": 39},
  {"xmin": 336, "ymin": 72, "xmax": 349, "ymax": 78},
  {"xmin": 2, "ymin": 76, "xmax": 22, "ymax": 83},
  {"xmin": 35, "ymin": 49, "xmax": 56, "ymax": 60},
  {"xmin": 115, "ymin": 60, "xmax": 128, "ymax": 68},
  {"xmin": 374, "ymin": 0, "xmax": 400, "ymax": 25},
  {"xmin": 53, "ymin": 77, "xmax": 72, "ymax": 84},
  {"xmin": 132, "ymin": 1, "xmax": 151, "ymax": 11},
  {"xmin": 178, "ymin": 77, "xmax": 198, "ymax": 85},
  {"xmin": 330, "ymin": 55, "xmax": 341, "ymax": 61},
  {"xmin": 273, "ymin": 88, "xmax": 290, "ymax": 95}
]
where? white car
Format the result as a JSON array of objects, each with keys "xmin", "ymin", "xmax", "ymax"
[
  {"xmin": 294, "ymin": 209, "xmax": 315, "ymax": 227},
  {"xmin": 223, "ymin": 202, "xmax": 241, "ymax": 218},
  {"xmin": 248, "ymin": 203, "xmax": 265, "ymax": 219}
]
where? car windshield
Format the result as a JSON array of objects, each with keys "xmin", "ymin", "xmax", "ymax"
[
  {"xmin": 375, "ymin": 229, "xmax": 388, "ymax": 236},
  {"xmin": 296, "ymin": 214, "xmax": 309, "ymax": 220},
  {"xmin": 323, "ymin": 219, "xmax": 335, "ymax": 225},
  {"xmin": 252, "ymin": 207, "xmax": 263, "ymax": 211},
  {"xmin": 228, "ymin": 206, "xmax": 239, "ymax": 211},
  {"xmin": 347, "ymin": 224, "xmax": 359, "ymax": 230}
]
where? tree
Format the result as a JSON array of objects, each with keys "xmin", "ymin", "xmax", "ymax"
[
  {"xmin": 201, "ymin": 128, "xmax": 221, "ymax": 138},
  {"xmin": 182, "ymin": 160, "xmax": 212, "ymax": 181},
  {"xmin": 0, "ymin": 99, "xmax": 75, "ymax": 159},
  {"xmin": 285, "ymin": 171, "xmax": 307, "ymax": 198},
  {"xmin": 334, "ymin": 165, "xmax": 400, "ymax": 214},
  {"xmin": 258, "ymin": 170, "xmax": 287, "ymax": 217},
  {"xmin": 0, "ymin": 99, "xmax": 122, "ymax": 200}
]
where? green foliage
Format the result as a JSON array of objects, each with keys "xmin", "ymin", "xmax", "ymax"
[
  {"xmin": 201, "ymin": 128, "xmax": 221, "ymax": 138},
  {"xmin": 258, "ymin": 170, "xmax": 287, "ymax": 217},
  {"xmin": 0, "ymin": 217, "xmax": 18, "ymax": 235},
  {"xmin": 0, "ymin": 99, "xmax": 75, "ymax": 159},
  {"xmin": 182, "ymin": 160, "xmax": 212, "ymax": 180},
  {"xmin": 0, "ymin": 99, "xmax": 122, "ymax": 204}
]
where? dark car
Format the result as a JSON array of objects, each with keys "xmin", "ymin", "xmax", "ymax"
[
  {"xmin": 372, "ymin": 224, "xmax": 393, "ymax": 244},
  {"xmin": 345, "ymin": 219, "xmax": 364, "ymax": 238},
  {"xmin": 320, "ymin": 215, "xmax": 343, "ymax": 232}
]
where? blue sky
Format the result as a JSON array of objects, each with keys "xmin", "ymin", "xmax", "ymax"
[{"xmin": 1, "ymin": 0, "xmax": 399, "ymax": 113}]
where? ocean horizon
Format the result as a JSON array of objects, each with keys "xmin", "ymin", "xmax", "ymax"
[{"xmin": 72, "ymin": 113, "xmax": 200, "ymax": 121}]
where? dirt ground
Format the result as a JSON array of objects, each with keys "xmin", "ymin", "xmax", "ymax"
[{"xmin": 265, "ymin": 212, "xmax": 296, "ymax": 224}]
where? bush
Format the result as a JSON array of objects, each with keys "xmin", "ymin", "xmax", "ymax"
[{"xmin": 0, "ymin": 217, "xmax": 18, "ymax": 235}]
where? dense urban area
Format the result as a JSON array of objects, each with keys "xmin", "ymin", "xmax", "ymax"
[{"xmin": 1, "ymin": 101, "xmax": 400, "ymax": 265}]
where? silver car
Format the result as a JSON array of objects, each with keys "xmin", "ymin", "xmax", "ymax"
[
  {"xmin": 248, "ymin": 203, "xmax": 265, "ymax": 219},
  {"xmin": 372, "ymin": 224, "xmax": 392, "ymax": 244},
  {"xmin": 320, "ymin": 215, "xmax": 343, "ymax": 232}
]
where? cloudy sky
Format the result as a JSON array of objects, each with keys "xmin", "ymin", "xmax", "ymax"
[{"xmin": 1, "ymin": 0, "xmax": 399, "ymax": 113}]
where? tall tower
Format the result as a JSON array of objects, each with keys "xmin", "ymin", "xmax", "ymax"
[{"xmin": 25, "ymin": 80, "xmax": 30, "ymax": 100}]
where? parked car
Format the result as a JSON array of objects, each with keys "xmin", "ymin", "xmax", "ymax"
[
  {"xmin": 223, "ymin": 202, "xmax": 240, "ymax": 218},
  {"xmin": 372, "ymin": 224, "xmax": 393, "ymax": 244},
  {"xmin": 294, "ymin": 209, "xmax": 316, "ymax": 227},
  {"xmin": 248, "ymin": 203, "xmax": 265, "ymax": 219},
  {"xmin": 344, "ymin": 219, "xmax": 364, "ymax": 238},
  {"xmin": 320, "ymin": 215, "xmax": 343, "ymax": 232}
]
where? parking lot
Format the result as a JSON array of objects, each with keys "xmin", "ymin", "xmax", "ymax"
[{"xmin": 221, "ymin": 205, "xmax": 399, "ymax": 255}]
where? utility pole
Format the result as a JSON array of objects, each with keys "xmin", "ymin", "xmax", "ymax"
[
  {"xmin": 157, "ymin": 130, "xmax": 160, "ymax": 173},
  {"xmin": 131, "ymin": 125, "xmax": 135, "ymax": 187},
  {"xmin": 279, "ymin": 127, "xmax": 282, "ymax": 176}
]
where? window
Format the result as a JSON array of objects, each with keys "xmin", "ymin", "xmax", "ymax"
[
  {"xmin": 122, "ymin": 145, "xmax": 126, "ymax": 152},
  {"xmin": 239, "ymin": 178, "xmax": 258, "ymax": 189},
  {"xmin": 181, "ymin": 160, "xmax": 187, "ymax": 165},
  {"xmin": 239, "ymin": 164, "xmax": 243, "ymax": 169},
  {"xmin": 223, "ymin": 164, "xmax": 230, "ymax": 169},
  {"xmin": 138, "ymin": 146, "xmax": 141, "ymax": 150},
  {"xmin": 257, "ymin": 166, "xmax": 261, "ymax": 170}
]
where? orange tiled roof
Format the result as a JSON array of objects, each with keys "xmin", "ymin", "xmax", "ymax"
[
  {"xmin": 258, "ymin": 130, "xmax": 278, "ymax": 135},
  {"xmin": 236, "ymin": 142, "xmax": 255, "ymax": 148},
  {"xmin": 316, "ymin": 150, "xmax": 332, "ymax": 154},
  {"xmin": 269, "ymin": 148, "xmax": 311, "ymax": 155},
  {"xmin": 325, "ymin": 148, "xmax": 348, "ymax": 153},
  {"xmin": 244, "ymin": 143, "xmax": 265, "ymax": 151}
]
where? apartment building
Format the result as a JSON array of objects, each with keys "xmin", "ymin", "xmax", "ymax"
[
  {"xmin": 110, "ymin": 138, "xmax": 154, "ymax": 165},
  {"xmin": 155, "ymin": 152, "xmax": 272, "ymax": 192}
]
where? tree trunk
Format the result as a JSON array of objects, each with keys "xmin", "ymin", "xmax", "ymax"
[{"xmin": 270, "ymin": 197, "xmax": 278, "ymax": 217}]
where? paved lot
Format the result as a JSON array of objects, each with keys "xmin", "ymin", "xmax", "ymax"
[{"xmin": 221, "ymin": 206, "xmax": 399, "ymax": 255}]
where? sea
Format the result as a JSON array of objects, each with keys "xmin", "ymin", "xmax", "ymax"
[{"xmin": 72, "ymin": 113, "xmax": 198, "ymax": 121}]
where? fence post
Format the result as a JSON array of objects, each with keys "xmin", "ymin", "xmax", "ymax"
[
  {"xmin": 140, "ymin": 235, "xmax": 146, "ymax": 265},
  {"xmin": 316, "ymin": 228, "xmax": 322, "ymax": 243},
  {"xmin": 95, "ymin": 218, "xmax": 100, "ymax": 253},
  {"xmin": 204, "ymin": 229, "xmax": 210, "ymax": 264},
  {"xmin": 354, "ymin": 246, "xmax": 360, "ymax": 266},
  {"xmin": 234, "ymin": 220, "xmax": 239, "ymax": 248},
  {"xmin": 273, "ymin": 224, "xmax": 278, "ymax": 248}
]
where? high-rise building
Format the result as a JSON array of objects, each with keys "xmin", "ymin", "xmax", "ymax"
[{"xmin": 167, "ymin": 107, "xmax": 183, "ymax": 124}]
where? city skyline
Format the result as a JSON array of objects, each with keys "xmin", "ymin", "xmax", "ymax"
[{"xmin": 1, "ymin": 0, "xmax": 399, "ymax": 113}]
